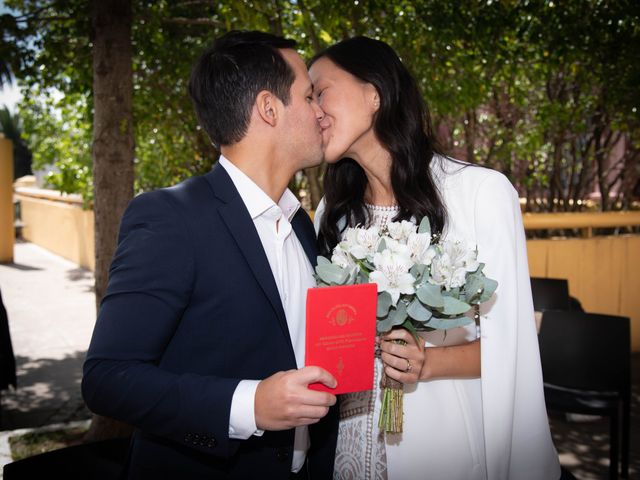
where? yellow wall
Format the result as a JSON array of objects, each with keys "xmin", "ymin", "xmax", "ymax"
[
  {"xmin": 14, "ymin": 197, "xmax": 640, "ymax": 351},
  {"xmin": 0, "ymin": 138, "xmax": 14, "ymax": 262},
  {"xmin": 15, "ymin": 189, "xmax": 95, "ymax": 271},
  {"xmin": 527, "ymin": 235, "xmax": 640, "ymax": 352}
]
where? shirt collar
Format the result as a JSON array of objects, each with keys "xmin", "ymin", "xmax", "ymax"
[{"xmin": 218, "ymin": 155, "xmax": 301, "ymax": 222}]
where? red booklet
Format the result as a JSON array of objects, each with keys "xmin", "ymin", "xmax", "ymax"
[{"xmin": 305, "ymin": 283, "xmax": 378, "ymax": 394}]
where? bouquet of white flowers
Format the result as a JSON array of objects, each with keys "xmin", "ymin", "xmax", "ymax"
[{"xmin": 315, "ymin": 217, "xmax": 498, "ymax": 433}]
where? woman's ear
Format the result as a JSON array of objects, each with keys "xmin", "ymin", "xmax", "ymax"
[
  {"xmin": 367, "ymin": 85, "xmax": 380, "ymax": 113},
  {"xmin": 256, "ymin": 90, "xmax": 278, "ymax": 126}
]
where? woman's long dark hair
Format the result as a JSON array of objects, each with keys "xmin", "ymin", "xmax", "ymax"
[{"xmin": 310, "ymin": 36, "xmax": 447, "ymax": 255}]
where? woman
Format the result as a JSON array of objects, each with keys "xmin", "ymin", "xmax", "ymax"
[{"xmin": 309, "ymin": 37, "xmax": 561, "ymax": 480}]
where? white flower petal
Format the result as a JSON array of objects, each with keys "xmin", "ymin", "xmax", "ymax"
[
  {"xmin": 397, "ymin": 273, "xmax": 416, "ymax": 295},
  {"xmin": 369, "ymin": 270, "xmax": 390, "ymax": 293},
  {"xmin": 349, "ymin": 244, "xmax": 369, "ymax": 260},
  {"xmin": 451, "ymin": 267, "xmax": 468, "ymax": 288}
]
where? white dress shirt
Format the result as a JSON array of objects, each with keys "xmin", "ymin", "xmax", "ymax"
[{"xmin": 219, "ymin": 156, "xmax": 315, "ymax": 473}]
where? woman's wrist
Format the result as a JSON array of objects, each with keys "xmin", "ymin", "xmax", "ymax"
[
  {"xmin": 418, "ymin": 340, "xmax": 481, "ymax": 381},
  {"xmin": 419, "ymin": 347, "xmax": 433, "ymax": 381}
]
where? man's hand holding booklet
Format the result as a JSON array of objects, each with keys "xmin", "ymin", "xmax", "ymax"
[{"xmin": 305, "ymin": 283, "xmax": 377, "ymax": 394}]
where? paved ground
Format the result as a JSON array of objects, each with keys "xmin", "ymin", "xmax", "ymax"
[
  {"xmin": 0, "ymin": 241, "xmax": 93, "ymax": 431},
  {"xmin": 549, "ymin": 364, "xmax": 640, "ymax": 480},
  {"xmin": 0, "ymin": 240, "xmax": 637, "ymax": 478},
  {"xmin": 0, "ymin": 241, "xmax": 96, "ymax": 476}
]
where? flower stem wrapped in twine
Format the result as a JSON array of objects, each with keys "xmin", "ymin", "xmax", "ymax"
[
  {"xmin": 379, "ymin": 370, "xmax": 403, "ymax": 433},
  {"xmin": 378, "ymin": 339, "xmax": 406, "ymax": 433}
]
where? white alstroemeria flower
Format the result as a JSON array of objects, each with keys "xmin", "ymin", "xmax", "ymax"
[
  {"xmin": 406, "ymin": 232, "xmax": 435, "ymax": 265},
  {"xmin": 429, "ymin": 241, "xmax": 479, "ymax": 290},
  {"xmin": 369, "ymin": 249, "xmax": 415, "ymax": 305},
  {"xmin": 386, "ymin": 220, "xmax": 415, "ymax": 242},
  {"xmin": 429, "ymin": 251, "xmax": 459, "ymax": 290},
  {"xmin": 444, "ymin": 240, "xmax": 479, "ymax": 272},
  {"xmin": 344, "ymin": 225, "xmax": 380, "ymax": 259},
  {"xmin": 341, "ymin": 228, "xmax": 366, "ymax": 260},
  {"xmin": 381, "ymin": 236, "xmax": 412, "ymax": 259},
  {"xmin": 341, "ymin": 227, "xmax": 359, "ymax": 249},
  {"xmin": 331, "ymin": 244, "xmax": 357, "ymax": 270}
]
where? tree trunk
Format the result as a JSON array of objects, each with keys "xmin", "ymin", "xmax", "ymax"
[
  {"xmin": 593, "ymin": 118, "xmax": 608, "ymax": 211},
  {"xmin": 91, "ymin": 0, "xmax": 134, "ymax": 308},
  {"xmin": 305, "ymin": 164, "xmax": 325, "ymax": 210},
  {"xmin": 85, "ymin": 0, "xmax": 135, "ymax": 443}
]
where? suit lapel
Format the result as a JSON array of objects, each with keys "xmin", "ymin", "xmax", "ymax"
[{"xmin": 205, "ymin": 166, "xmax": 290, "ymax": 343}]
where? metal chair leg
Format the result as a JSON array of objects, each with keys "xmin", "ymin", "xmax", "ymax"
[
  {"xmin": 609, "ymin": 408, "xmax": 619, "ymax": 480},
  {"xmin": 621, "ymin": 396, "xmax": 630, "ymax": 478}
]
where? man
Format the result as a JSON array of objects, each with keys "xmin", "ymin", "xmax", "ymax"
[{"xmin": 82, "ymin": 31, "xmax": 338, "ymax": 479}]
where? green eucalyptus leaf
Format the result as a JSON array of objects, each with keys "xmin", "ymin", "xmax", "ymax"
[
  {"xmin": 377, "ymin": 290, "xmax": 393, "ymax": 317},
  {"xmin": 316, "ymin": 264, "xmax": 348, "ymax": 285},
  {"xmin": 464, "ymin": 273, "xmax": 484, "ymax": 303},
  {"xmin": 442, "ymin": 296, "xmax": 471, "ymax": 315},
  {"xmin": 407, "ymin": 298, "xmax": 433, "ymax": 322},
  {"xmin": 378, "ymin": 301, "xmax": 409, "ymax": 332},
  {"xmin": 358, "ymin": 258, "xmax": 375, "ymax": 272},
  {"xmin": 364, "ymin": 260, "xmax": 375, "ymax": 270},
  {"xmin": 377, "ymin": 314, "xmax": 395, "ymax": 333},
  {"xmin": 357, "ymin": 271, "xmax": 370, "ymax": 284},
  {"xmin": 410, "ymin": 263, "xmax": 428, "ymax": 282},
  {"xmin": 346, "ymin": 267, "xmax": 359, "ymax": 284},
  {"xmin": 418, "ymin": 216, "xmax": 431, "ymax": 236},
  {"xmin": 447, "ymin": 286, "xmax": 461, "ymax": 297},
  {"xmin": 478, "ymin": 277, "xmax": 498, "ymax": 302},
  {"xmin": 391, "ymin": 301, "xmax": 409, "ymax": 325},
  {"xmin": 417, "ymin": 283, "xmax": 444, "ymax": 308},
  {"xmin": 317, "ymin": 256, "xmax": 331, "ymax": 266}
]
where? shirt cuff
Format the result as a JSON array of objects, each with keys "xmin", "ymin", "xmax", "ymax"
[{"xmin": 228, "ymin": 380, "xmax": 264, "ymax": 439}]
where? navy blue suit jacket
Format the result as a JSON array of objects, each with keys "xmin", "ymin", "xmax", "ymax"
[{"xmin": 82, "ymin": 165, "xmax": 338, "ymax": 479}]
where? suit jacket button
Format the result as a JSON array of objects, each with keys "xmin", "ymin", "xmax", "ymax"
[
  {"xmin": 276, "ymin": 448, "xmax": 289, "ymax": 461},
  {"xmin": 207, "ymin": 438, "xmax": 217, "ymax": 448},
  {"xmin": 184, "ymin": 433, "xmax": 192, "ymax": 442}
]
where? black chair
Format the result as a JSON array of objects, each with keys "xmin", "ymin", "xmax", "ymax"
[
  {"xmin": 530, "ymin": 277, "xmax": 571, "ymax": 312},
  {"xmin": 3, "ymin": 437, "xmax": 130, "ymax": 479},
  {"xmin": 538, "ymin": 311, "xmax": 631, "ymax": 479}
]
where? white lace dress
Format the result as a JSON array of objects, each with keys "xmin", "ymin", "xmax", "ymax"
[
  {"xmin": 332, "ymin": 204, "xmax": 397, "ymax": 480},
  {"xmin": 314, "ymin": 156, "xmax": 561, "ymax": 480}
]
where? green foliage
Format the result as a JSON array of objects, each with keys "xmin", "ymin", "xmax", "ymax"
[
  {"xmin": 4, "ymin": 0, "xmax": 639, "ymax": 210},
  {"xmin": 18, "ymin": 87, "xmax": 93, "ymax": 203},
  {"xmin": 315, "ymin": 256, "xmax": 350, "ymax": 285}
]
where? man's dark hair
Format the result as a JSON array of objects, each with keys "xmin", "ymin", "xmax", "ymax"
[{"xmin": 188, "ymin": 30, "xmax": 297, "ymax": 147}]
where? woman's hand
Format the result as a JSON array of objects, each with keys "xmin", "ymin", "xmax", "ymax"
[{"xmin": 379, "ymin": 328, "xmax": 425, "ymax": 384}]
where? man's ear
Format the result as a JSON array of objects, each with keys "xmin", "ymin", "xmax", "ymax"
[{"xmin": 256, "ymin": 90, "xmax": 279, "ymax": 127}]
